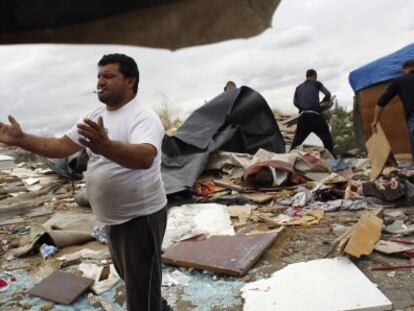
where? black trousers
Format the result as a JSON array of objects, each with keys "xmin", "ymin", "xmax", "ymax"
[
  {"xmin": 291, "ymin": 113, "xmax": 334, "ymax": 155},
  {"xmin": 107, "ymin": 207, "xmax": 167, "ymax": 311}
]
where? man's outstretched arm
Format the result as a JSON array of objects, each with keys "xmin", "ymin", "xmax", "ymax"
[
  {"xmin": 371, "ymin": 82, "xmax": 398, "ymax": 133},
  {"xmin": 0, "ymin": 115, "xmax": 82, "ymax": 158},
  {"xmin": 318, "ymin": 82, "xmax": 331, "ymax": 102},
  {"xmin": 371, "ymin": 105, "xmax": 384, "ymax": 133}
]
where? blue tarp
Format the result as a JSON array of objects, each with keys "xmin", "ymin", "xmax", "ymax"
[{"xmin": 348, "ymin": 43, "xmax": 414, "ymax": 92}]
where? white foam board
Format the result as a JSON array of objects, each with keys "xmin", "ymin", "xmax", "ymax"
[{"xmin": 241, "ymin": 257, "xmax": 392, "ymax": 311}]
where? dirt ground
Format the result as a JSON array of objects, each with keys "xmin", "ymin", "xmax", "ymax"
[
  {"xmin": 170, "ymin": 209, "xmax": 414, "ymax": 311},
  {"xmin": 1, "ymin": 207, "xmax": 414, "ymax": 310}
]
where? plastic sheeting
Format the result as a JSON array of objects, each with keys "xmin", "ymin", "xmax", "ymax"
[
  {"xmin": 349, "ymin": 43, "xmax": 414, "ymax": 92},
  {"xmin": 162, "ymin": 86, "xmax": 285, "ymax": 194}
]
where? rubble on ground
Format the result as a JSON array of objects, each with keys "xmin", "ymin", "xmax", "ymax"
[{"xmin": 1, "ymin": 138, "xmax": 414, "ymax": 310}]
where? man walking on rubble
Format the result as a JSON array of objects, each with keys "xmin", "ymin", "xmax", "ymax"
[
  {"xmin": 291, "ymin": 69, "xmax": 335, "ymax": 156},
  {"xmin": 0, "ymin": 53, "xmax": 170, "ymax": 311},
  {"xmin": 372, "ymin": 59, "xmax": 414, "ymax": 161}
]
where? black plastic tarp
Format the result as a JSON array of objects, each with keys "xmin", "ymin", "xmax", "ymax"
[{"xmin": 161, "ymin": 86, "xmax": 285, "ymax": 194}]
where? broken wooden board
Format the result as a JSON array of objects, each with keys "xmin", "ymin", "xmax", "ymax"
[
  {"xmin": 28, "ymin": 271, "xmax": 94, "ymax": 305},
  {"xmin": 241, "ymin": 257, "xmax": 392, "ymax": 311},
  {"xmin": 162, "ymin": 228, "xmax": 284, "ymax": 276},
  {"xmin": 228, "ymin": 205, "xmax": 255, "ymax": 225},
  {"xmin": 241, "ymin": 192, "xmax": 275, "ymax": 204},
  {"xmin": 375, "ymin": 240, "xmax": 414, "ymax": 255},
  {"xmin": 344, "ymin": 212, "xmax": 383, "ymax": 258},
  {"xmin": 366, "ymin": 124, "xmax": 395, "ymax": 180},
  {"xmin": 259, "ymin": 209, "xmax": 324, "ymax": 227},
  {"xmin": 333, "ymin": 210, "xmax": 383, "ymax": 255}
]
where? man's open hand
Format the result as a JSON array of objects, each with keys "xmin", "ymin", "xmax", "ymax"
[
  {"xmin": 0, "ymin": 115, "xmax": 24, "ymax": 146},
  {"xmin": 77, "ymin": 117, "xmax": 111, "ymax": 155}
]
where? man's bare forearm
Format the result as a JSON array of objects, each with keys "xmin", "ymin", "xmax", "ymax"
[
  {"xmin": 17, "ymin": 133, "xmax": 81, "ymax": 158},
  {"xmin": 372, "ymin": 105, "xmax": 384, "ymax": 125},
  {"xmin": 101, "ymin": 141, "xmax": 156, "ymax": 170}
]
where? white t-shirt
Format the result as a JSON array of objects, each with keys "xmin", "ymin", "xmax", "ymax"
[{"xmin": 66, "ymin": 98, "xmax": 167, "ymax": 225}]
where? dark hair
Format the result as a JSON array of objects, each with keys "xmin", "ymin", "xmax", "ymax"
[
  {"xmin": 306, "ymin": 69, "xmax": 317, "ymax": 78},
  {"xmin": 98, "ymin": 53, "xmax": 139, "ymax": 94},
  {"xmin": 402, "ymin": 59, "xmax": 414, "ymax": 69},
  {"xmin": 224, "ymin": 81, "xmax": 236, "ymax": 91}
]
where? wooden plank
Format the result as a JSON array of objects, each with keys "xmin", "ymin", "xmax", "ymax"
[
  {"xmin": 344, "ymin": 212, "xmax": 383, "ymax": 258},
  {"xmin": 162, "ymin": 228, "xmax": 284, "ymax": 276},
  {"xmin": 241, "ymin": 192, "xmax": 274, "ymax": 204},
  {"xmin": 28, "ymin": 271, "xmax": 94, "ymax": 305},
  {"xmin": 0, "ymin": 216, "xmax": 24, "ymax": 226},
  {"xmin": 213, "ymin": 179, "xmax": 243, "ymax": 192}
]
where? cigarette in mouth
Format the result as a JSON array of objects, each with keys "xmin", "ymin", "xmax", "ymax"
[{"xmin": 93, "ymin": 89, "xmax": 103, "ymax": 94}]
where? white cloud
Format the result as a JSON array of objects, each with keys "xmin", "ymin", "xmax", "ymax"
[
  {"xmin": 275, "ymin": 25, "xmax": 315, "ymax": 47},
  {"xmin": 1, "ymin": 0, "xmax": 414, "ymax": 135}
]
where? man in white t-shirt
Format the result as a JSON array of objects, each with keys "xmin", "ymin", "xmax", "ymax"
[{"xmin": 0, "ymin": 53, "xmax": 168, "ymax": 310}]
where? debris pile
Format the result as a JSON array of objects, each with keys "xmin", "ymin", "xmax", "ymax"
[{"xmin": 1, "ymin": 124, "xmax": 414, "ymax": 310}]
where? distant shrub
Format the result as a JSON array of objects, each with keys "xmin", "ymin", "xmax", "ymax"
[
  {"xmin": 330, "ymin": 101, "xmax": 358, "ymax": 151},
  {"xmin": 156, "ymin": 94, "xmax": 182, "ymax": 131}
]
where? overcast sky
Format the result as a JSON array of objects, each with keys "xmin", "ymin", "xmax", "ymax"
[{"xmin": 1, "ymin": 0, "xmax": 414, "ymax": 136}]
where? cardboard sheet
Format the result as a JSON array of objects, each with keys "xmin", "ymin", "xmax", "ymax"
[{"xmin": 366, "ymin": 125, "xmax": 393, "ymax": 180}]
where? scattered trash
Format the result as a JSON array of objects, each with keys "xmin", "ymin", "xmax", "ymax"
[
  {"xmin": 88, "ymin": 293, "xmax": 113, "ymax": 311},
  {"xmin": 343, "ymin": 211, "xmax": 383, "ymax": 258},
  {"xmin": 384, "ymin": 219, "xmax": 414, "ymax": 235},
  {"xmin": 74, "ymin": 187, "xmax": 90, "ymax": 207},
  {"xmin": 0, "ymin": 278, "xmax": 9, "ymax": 292},
  {"xmin": 371, "ymin": 264, "xmax": 414, "ymax": 271},
  {"xmin": 291, "ymin": 186, "xmax": 312, "ymax": 208},
  {"xmin": 162, "ymin": 270, "xmax": 191, "ymax": 287},
  {"xmin": 92, "ymin": 226, "xmax": 108, "ymax": 244},
  {"xmin": 79, "ymin": 263, "xmax": 120, "ymax": 295},
  {"xmin": 57, "ymin": 248, "xmax": 110, "ymax": 262},
  {"xmin": 1, "ymin": 130, "xmax": 413, "ymax": 309},
  {"xmin": 0, "ymin": 154, "xmax": 16, "ymax": 170},
  {"xmin": 365, "ymin": 124, "xmax": 396, "ymax": 180},
  {"xmin": 40, "ymin": 244, "xmax": 58, "ymax": 259},
  {"xmin": 375, "ymin": 240, "xmax": 414, "ymax": 255}
]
